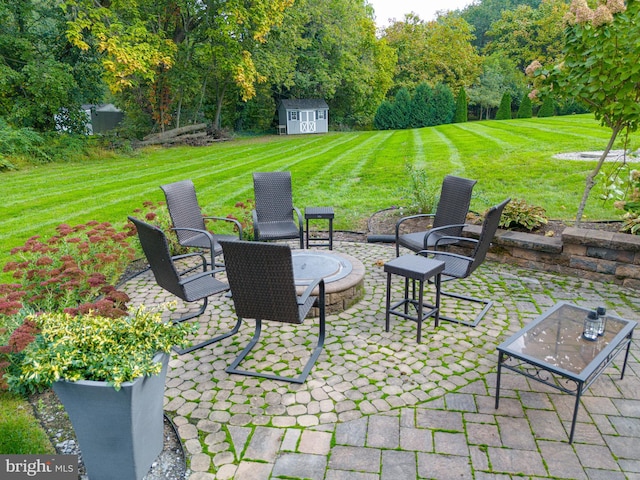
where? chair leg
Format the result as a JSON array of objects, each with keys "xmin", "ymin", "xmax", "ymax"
[
  {"xmin": 226, "ymin": 313, "xmax": 326, "ymax": 384},
  {"xmin": 437, "ymin": 289, "xmax": 493, "ymax": 327},
  {"xmin": 174, "ymin": 317, "xmax": 242, "ymax": 355}
]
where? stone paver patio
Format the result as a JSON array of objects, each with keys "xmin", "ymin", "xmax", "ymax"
[{"xmin": 123, "ymin": 241, "xmax": 640, "ymax": 480}]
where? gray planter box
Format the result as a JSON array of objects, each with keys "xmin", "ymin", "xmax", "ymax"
[{"xmin": 52, "ymin": 353, "xmax": 169, "ymax": 480}]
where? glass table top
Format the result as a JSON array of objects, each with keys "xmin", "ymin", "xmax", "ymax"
[{"xmin": 499, "ymin": 303, "xmax": 635, "ymax": 375}]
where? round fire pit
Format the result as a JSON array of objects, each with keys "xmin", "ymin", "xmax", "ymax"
[{"xmin": 292, "ymin": 250, "xmax": 365, "ymax": 314}]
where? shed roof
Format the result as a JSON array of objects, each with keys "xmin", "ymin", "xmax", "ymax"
[{"xmin": 279, "ymin": 99, "xmax": 329, "ymax": 110}]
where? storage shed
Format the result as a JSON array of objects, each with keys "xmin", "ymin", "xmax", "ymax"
[
  {"xmin": 82, "ymin": 104, "xmax": 124, "ymax": 134},
  {"xmin": 277, "ymin": 99, "xmax": 329, "ymax": 135}
]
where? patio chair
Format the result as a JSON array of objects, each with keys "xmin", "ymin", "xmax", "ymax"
[
  {"xmin": 160, "ymin": 179, "xmax": 242, "ymax": 268},
  {"xmin": 396, "ymin": 175, "xmax": 477, "ymax": 257},
  {"xmin": 128, "ymin": 217, "xmax": 241, "ymax": 353},
  {"xmin": 417, "ymin": 198, "xmax": 510, "ymax": 327},
  {"xmin": 252, "ymin": 171, "xmax": 304, "ymax": 249},
  {"xmin": 219, "ymin": 240, "xmax": 325, "ymax": 384}
]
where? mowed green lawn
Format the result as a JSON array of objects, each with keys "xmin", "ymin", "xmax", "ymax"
[{"xmin": 2, "ymin": 114, "xmax": 636, "ymax": 271}]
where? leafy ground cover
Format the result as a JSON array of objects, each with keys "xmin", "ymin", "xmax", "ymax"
[{"xmin": 2, "ymin": 115, "xmax": 637, "ymax": 277}]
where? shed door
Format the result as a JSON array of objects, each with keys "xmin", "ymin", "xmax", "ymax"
[{"xmin": 300, "ymin": 110, "xmax": 316, "ymax": 133}]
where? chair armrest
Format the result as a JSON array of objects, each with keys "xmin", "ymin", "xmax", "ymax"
[
  {"xmin": 172, "ymin": 226, "xmax": 216, "ymax": 248},
  {"xmin": 298, "ymin": 278, "xmax": 325, "ymax": 305},
  {"xmin": 171, "ymin": 251, "xmax": 208, "ymax": 275},
  {"xmin": 293, "ymin": 206, "xmax": 303, "ymax": 229},
  {"xmin": 417, "ymin": 249, "xmax": 474, "ymax": 264},
  {"xmin": 251, "ymin": 210, "xmax": 260, "ymax": 239},
  {"xmin": 433, "ymin": 235, "xmax": 478, "ymax": 250},
  {"xmin": 422, "ymin": 223, "xmax": 470, "ymax": 248},
  {"xmin": 395, "ymin": 213, "xmax": 435, "ymax": 237},
  {"xmin": 204, "ymin": 216, "xmax": 243, "ymax": 240},
  {"xmin": 179, "ymin": 269, "xmax": 229, "ymax": 292}
]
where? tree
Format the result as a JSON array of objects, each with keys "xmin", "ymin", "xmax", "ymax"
[
  {"xmin": 537, "ymin": 96, "xmax": 555, "ymax": 117},
  {"xmin": 454, "ymin": 87, "xmax": 468, "ymax": 123},
  {"xmin": 468, "ymin": 55, "xmax": 525, "ymax": 120},
  {"xmin": 0, "ymin": 0, "xmax": 103, "ymax": 131},
  {"xmin": 461, "ymin": 0, "xmax": 543, "ymax": 50},
  {"xmin": 391, "ymin": 88, "xmax": 412, "ymax": 130},
  {"xmin": 495, "ymin": 92, "xmax": 512, "ymax": 120},
  {"xmin": 517, "ymin": 93, "xmax": 533, "ymax": 118},
  {"xmin": 427, "ymin": 84, "xmax": 456, "ymax": 126},
  {"xmin": 383, "ymin": 13, "xmax": 482, "ymax": 95},
  {"xmin": 410, "ymin": 83, "xmax": 433, "ymax": 128},
  {"xmin": 374, "ymin": 101, "xmax": 395, "ymax": 130},
  {"xmin": 484, "ymin": 0, "xmax": 569, "ymax": 71},
  {"xmin": 528, "ymin": 0, "xmax": 640, "ymax": 225}
]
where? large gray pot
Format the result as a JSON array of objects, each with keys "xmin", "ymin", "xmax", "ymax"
[{"xmin": 52, "ymin": 353, "xmax": 169, "ymax": 480}]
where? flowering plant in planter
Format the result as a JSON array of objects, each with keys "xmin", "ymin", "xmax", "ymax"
[{"xmin": 6, "ymin": 304, "xmax": 195, "ymax": 394}]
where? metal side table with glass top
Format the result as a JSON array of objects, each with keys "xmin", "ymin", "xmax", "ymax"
[{"xmin": 495, "ymin": 302, "xmax": 636, "ymax": 443}]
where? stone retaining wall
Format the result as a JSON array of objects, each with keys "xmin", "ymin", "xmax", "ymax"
[{"xmin": 463, "ymin": 225, "xmax": 640, "ymax": 290}]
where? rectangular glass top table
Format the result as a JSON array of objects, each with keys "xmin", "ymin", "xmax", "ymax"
[{"xmin": 495, "ymin": 302, "xmax": 636, "ymax": 443}]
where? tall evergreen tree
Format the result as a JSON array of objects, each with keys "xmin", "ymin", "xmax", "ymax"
[
  {"xmin": 410, "ymin": 83, "xmax": 433, "ymax": 128},
  {"xmin": 454, "ymin": 87, "xmax": 468, "ymax": 123},
  {"xmin": 537, "ymin": 96, "xmax": 555, "ymax": 117},
  {"xmin": 517, "ymin": 93, "xmax": 533, "ymax": 118},
  {"xmin": 426, "ymin": 83, "xmax": 456, "ymax": 126},
  {"xmin": 391, "ymin": 88, "xmax": 412, "ymax": 129},
  {"xmin": 495, "ymin": 92, "xmax": 512, "ymax": 120}
]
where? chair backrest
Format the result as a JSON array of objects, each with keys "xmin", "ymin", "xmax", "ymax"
[
  {"xmin": 253, "ymin": 172, "xmax": 295, "ymax": 223},
  {"xmin": 160, "ymin": 179, "xmax": 206, "ymax": 244},
  {"xmin": 219, "ymin": 240, "xmax": 302, "ymax": 324},
  {"xmin": 467, "ymin": 198, "xmax": 510, "ymax": 275},
  {"xmin": 432, "ymin": 175, "xmax": 477, "ymax": 229},
  {"xmin": 128, "ymin": 216, "xmax": 185, "ymax": 298}
]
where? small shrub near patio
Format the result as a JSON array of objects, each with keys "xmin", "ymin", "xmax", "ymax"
[
  {"xmin": 602, "ymin": 167, "xmax": 640, "ymax": 234},
  {"xmin": 499, "ymin": 198, "xmax": 548, "ymax": 231},
  {"xmin": 6, "ymin": 306, "xmax": 196, "ymax": 394},
  {"xmin": 397, "ymin": 163, "xmax": 439, "ymax": 214},
  {"xmin": 0, "ymin": 220, "xmax": 137, "ymax": 391}
]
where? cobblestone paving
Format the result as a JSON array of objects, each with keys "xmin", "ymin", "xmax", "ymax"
[{"xmin": 123, "ymin": 241, "xmax": 640, "ymax": 480}]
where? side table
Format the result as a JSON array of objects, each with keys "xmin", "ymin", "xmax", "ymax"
[
  {"xmin": 305, "ymin": 207, "xmax": 334, "ymax": 249},
  {"xmin": 384, "ymin": 255, "xmax": 444, "ymax": 342}
]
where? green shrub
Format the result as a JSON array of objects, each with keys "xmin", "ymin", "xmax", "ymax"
[
  {"xmin": 537, "ymin": 96, "xmax": 555, "ymax": 117},
  {"xmin": 454, "ymin": 87, "xmax": 468, "ymax": 123},
  {"xmin": 373, "ymin": 101, "xmax": 395, "ymax": 130},
  {"xmin": 6, "ymin": 306, "xmax": 196, "ymax": 394},
  {"xmin": 602, "ymin": 167, "xmax": 640, "ymax": 234},
  {"xmin": 498, "ymin": 198, "xmax": 548, "ymax": 231},
  {"xmin": 427, "ymin": 83, "xmax": 455, "ymax": 126},
  {"xmin": 410, "ymin": 83, "xmax": 433, "ymax": 128},
  {"xmin": 517, "ymin": 94, "xmax": 533, "ymax": 119},
  {"xmin": 397, "ymin": 163, "xmax": 439, "ymax": 214},
  {"xmin": 495, "ymin": 92, "xmax": 512, "ymax": 120}
]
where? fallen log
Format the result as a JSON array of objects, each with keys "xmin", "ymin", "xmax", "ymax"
[{"xmin": 142, "ymin": 123, "xmax": 207, "ymax": 142}]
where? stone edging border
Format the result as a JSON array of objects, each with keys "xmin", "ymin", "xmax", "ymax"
[{"xmin": 462, "ymin": 225, "xmax": 640, "ymax": 290}]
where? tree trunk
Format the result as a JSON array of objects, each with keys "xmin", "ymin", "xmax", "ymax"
[{"xmin": 575, "ymin": 125, "xmax": 622, "ymax": 226}]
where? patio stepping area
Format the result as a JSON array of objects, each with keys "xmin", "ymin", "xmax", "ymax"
[{"xmin": 123, "ymin": 241, "xmax": 640, "ymax": 480}]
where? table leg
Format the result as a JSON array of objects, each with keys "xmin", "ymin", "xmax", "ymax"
[
  {"xmin": 620, "ymin": 333, "xmax": 633, "ymax": 380},
  {"xmin": 569, "ymin": 383, "xmax": 584, "ymax": 444},
  {"xmin": 495, "ymin": 352, "xmax": 503, "ymax": 409},
  {"xmin": 329, "ymin": 218, "xmax": 333, "ymax": 250},
  {"xmin": 434, "ymin": 273, "xmax": 441, "ymax": 328},
  {"xmin": 385, "ymin": 272, "xmax": 392, "ymax": 332},
  {"xmin": 305, "ymin": 218, "xmax": 310, "ymax": 249},
  {"xmin": 417, "ymin": 280, "xmax": 424, "ymax": 343}
]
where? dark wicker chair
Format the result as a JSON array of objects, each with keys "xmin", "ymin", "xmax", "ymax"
[
  {"xmin": 219, "ymin": 240, "xmax": 325, "ymax": 384},
  {"xmin": 160, "ymin": 179, "xmax": 242, "ymax": 268},
  {"xmin": 396, "ymin": 175, "xmax": 477, "ymax": 257},
  {"xmin": 252, "ymin": 171, "xmax": 304, "ymax": 249},
  {"xmin": 129, "ymin": 217, "xmax": 241, "ymax": 353},
  {"xmin": 417, "ymin": 198, "xmax": 510, "ymax": 327}
]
